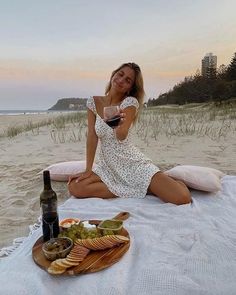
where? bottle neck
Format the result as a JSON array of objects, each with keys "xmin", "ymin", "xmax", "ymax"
[{"xmin": 43, "ymin": 170, "xmax": 52, "ymax": 190}]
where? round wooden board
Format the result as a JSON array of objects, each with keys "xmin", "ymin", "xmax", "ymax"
[{"xmin": 32, "ymin": 220, "xmax": 130, "ymax": 276}]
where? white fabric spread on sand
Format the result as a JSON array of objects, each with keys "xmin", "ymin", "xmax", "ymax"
[
  {"xmin": 0, "ymin": 217, "xmax": 41, "ymax": 257},
  {"xmin": 0, "ymin": 175, "xmax": 236, "ymax": 295}
]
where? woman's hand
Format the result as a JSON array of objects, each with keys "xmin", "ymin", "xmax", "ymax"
[
  {"xmin": 67, "ymin": 170, "xmax": 93, "ymax": 185},
  {"xmin": 114, "ymin": 107, "xmax": 135, "ymax": 140},
  {"xmin": 115, "ymin": 109, "xmax": 126, "ymax": 129}
]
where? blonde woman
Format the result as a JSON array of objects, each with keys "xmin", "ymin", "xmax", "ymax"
[{"xmin": 68, "ymin": 62, "xmax": 191, "ymax": 205}]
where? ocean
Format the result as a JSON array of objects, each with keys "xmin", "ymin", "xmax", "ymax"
[
  {"xmin": 0, "ymin": 110, "xmax": 75, "ymax": 116},
  {"xmin": 0, "ymin": 110, "xmax": 48, "ymax": 116}
]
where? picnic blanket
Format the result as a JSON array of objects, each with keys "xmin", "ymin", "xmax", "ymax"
[{"xmin": 0, "ymin": 175, "xmax": 236, "ymax": 295}]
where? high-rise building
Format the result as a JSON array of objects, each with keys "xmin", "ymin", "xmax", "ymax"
[{"xmin": 201, "ymin": 53, "xmax": 217, "ymax": 77}]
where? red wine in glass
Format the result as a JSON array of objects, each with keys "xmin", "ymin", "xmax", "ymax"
[
  {"xmin": 104, "ymin": 106, "xmax": 121, "ymax": 128},
  {"xmin": 106, "ymin": 115, "xmax": 121, "ymax": 128},
  {"xmin": 42, "ymin": 212, "xmax": 60, "ymax": 241}
]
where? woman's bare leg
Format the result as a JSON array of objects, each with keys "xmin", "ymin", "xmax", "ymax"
[
  {"xmin": 148, "ymin": 172, "xmax": 191, "ymax": 205},
  {"xmin": 68, "ymin": 173, "xmax": 116, "ymax": 199}
]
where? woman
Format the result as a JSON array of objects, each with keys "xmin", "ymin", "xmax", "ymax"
[{"xmin": 68, "ymin": 62, "xmax": 191, "ymax": 205}]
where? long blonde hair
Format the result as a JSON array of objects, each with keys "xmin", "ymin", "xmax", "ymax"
[{"xmin": 105, "ymin": 62, "xmax": 145, "ymax": 115}]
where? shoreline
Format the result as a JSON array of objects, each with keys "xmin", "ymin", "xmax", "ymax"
[{"xmin": 0, "ymin": 110, "xmax": 79, "ymax": 115}]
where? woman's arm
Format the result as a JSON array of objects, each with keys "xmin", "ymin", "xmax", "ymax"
[
  {"xmin": 114, "ymin": 106, "xmax": 136, "ymax": 141},
  {"xmin": 86, "ymin": 108, "xmax": 98, "ymax": 171}
]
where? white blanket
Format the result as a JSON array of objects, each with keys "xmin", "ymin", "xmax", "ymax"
[{"xmin": 0, "ymin": 175, "xmax": 236, "ymax": 295}]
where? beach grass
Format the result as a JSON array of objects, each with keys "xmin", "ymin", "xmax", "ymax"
[
  {"xmin": 0, "ymin": 111, "xmax": 87, "ymax": 139},
  {"xmin": 135, "ymin": 101, "xmax": 236, "ymax": 144},
  {"xmin": 1, "ymin": 102, "xmax": 235, "ymax": 144}
]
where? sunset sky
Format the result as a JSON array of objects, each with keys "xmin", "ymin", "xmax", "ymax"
[{"xmin": 0, "ymin": 0, "xmax": 236, "ymax": 110}]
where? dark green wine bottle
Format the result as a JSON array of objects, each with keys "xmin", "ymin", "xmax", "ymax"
[{"xmin": 40, "ymin": 170, "xmax": 59, "ymax": 242}]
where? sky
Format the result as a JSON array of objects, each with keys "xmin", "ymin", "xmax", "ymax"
[{"xmin": 0, "ymin": 0, "xmax": 236, "ymax": 110}]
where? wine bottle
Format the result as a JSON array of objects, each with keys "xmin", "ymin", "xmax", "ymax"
[{"xmin": 40, "ymin": 170, "xmax": 60, "ymax": 242}]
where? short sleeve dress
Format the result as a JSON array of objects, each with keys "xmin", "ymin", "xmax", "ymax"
[{"xmin": 86, "ymin": 96, "xmax": 160, "ymax": 198}]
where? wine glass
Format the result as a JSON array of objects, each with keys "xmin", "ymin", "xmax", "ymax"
[{"xmin": 103, "ymin": 106, "xmax": 121, "ymax": 129}]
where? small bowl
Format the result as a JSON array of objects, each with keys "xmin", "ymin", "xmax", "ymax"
[
  {"xmin": 59, "ymin": 218, "xmax": 80, "ymax": 229},
  {"xmin": 42, "ymin": 237, "xmax": 73, "ymax": 261},
  {"xmin": 97, "ymin": 219, "xmax": 123, "ymax": 236}
]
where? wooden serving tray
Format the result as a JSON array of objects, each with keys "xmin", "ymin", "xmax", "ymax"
[{"xmin": 32, "ymin": 212, "xmax": 130, "ymax": 275}]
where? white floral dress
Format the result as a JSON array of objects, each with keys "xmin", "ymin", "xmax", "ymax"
[{"xmin": 86, "ymin": 96, "xmax": 160, "ymax": 198}]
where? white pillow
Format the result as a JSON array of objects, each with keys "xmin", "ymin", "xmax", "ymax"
[
  {"xmin": 40, "ymin": 161, "xmax": 96, "ymax": 182},
  {"xmin": 164, "ymin": 165, "xmax": 225, "ymax": 192}
]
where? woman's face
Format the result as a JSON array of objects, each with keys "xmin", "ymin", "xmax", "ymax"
[{"xmin": 111, "ymin": 66, "xmax": 135, "ymax": 95}]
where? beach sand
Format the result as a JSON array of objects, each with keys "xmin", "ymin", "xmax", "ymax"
[{"xmin": 0, "ymin": 105, "xmax": 235, "ymax": 249}]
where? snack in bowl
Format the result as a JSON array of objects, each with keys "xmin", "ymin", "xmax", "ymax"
[
  {"xmin": 42, "ymin": 237, "xmax": 73, "ymax": 261},
  {"xmin": 59, "ymin": 218, "xmax": 80, "ymax": 229},
  {"xmin": 97, "ymin": 219, "xmax": 123, "ymax": 235}
]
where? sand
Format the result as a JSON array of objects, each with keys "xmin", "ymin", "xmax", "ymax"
[{"xmin": 0, "ymin": 105, "xmax": 235, "ymax": 249}]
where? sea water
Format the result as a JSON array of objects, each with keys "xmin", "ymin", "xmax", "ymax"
[{"xmin": 0, "ymin": 110, "xmax": 56, "ymax": 116}]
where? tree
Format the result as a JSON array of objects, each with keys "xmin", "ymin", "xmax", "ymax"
[
  {"xmin": 217, "ymin": 64, "xmax": 227, "ymax": 79},
  {"xmin": 226, "ymin": 52, "xmax": 236, "ymax": 81},
  {"xmin": 150, "ymin": 52, "xmax": 236, "ymax": 106},
  {"xmin": 194, "ymin": 69, "xmax": 201, "ymax": 78}
]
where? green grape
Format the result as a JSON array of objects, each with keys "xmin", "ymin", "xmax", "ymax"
[
  {"xmin": 103, "ymin": 229, "xmax": 114, "ymax": 236},
  {"xmin": 67, "ymin": 232, "xmax": 74, "ymax": 239},
  {"xmin": 58, "ymin": 221, "xmax": 104, "ymax": 240},
  {"xmin": 80, "ymin": 232, "xmax": 87, "ymax": 239}
]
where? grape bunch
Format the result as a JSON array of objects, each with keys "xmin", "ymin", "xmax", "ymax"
[{"xmin": 58, "ymin": 222, "xmax": 102, "ymax": 242}]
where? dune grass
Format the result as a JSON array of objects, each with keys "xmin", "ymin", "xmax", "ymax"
[
  {"xmin": 0, "ymin": 112, "xmax": 87, "ymax": 139},
  {"xmin": 135, "ymin": 101, "xmax": 236, "ymax": 144},
  {"xmin": 1, "ymin": 102, "xmax": 235, "ymax": 144}
]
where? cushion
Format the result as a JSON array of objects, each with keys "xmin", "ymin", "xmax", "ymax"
[
  {"xmin": 164, "ymin": 165, "xmax": 225, "ymax": 192},
  {"xmin": 40, "ymin": 161, "xmax": 96, "ymax": 182}
]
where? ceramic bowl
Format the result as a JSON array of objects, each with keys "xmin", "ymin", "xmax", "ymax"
[
  {"xmin": 97, "ymin": 219, "xmax": 123, "ymax": 235},
  {"xmin": 42, "ymin": 237, "xmax": 73, "ymax": 261}
]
